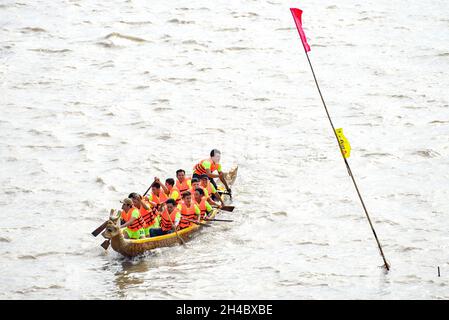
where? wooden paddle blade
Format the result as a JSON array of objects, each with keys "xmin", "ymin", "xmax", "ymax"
[
  {"xmin": 100, "ymin": 239, "xmax": 110, "ymax": 250},
  {"xmin": 220, "ymin": 205, "xmax": 235, "ymax": 212},
  {"xmin": 91, "ymin": 221, "xmax": 108, "ymax": 237}
]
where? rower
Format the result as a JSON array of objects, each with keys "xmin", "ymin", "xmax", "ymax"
[
  {"xmin": 157, "ymin": 177, "xmax": 180, "ymax": 203},
  {"xmin": 177, "ymin": 191, "xmax": 201, "ymax": 229},
  {"xmin": 175, "ymin": 169, "xmax": 191, "ymax": 194},
  {"xmin": 147, "ymin": 181, "xmax": 168, "ymax": 209},
  {"xmin": 199, "ymin": 174, "xmax": 225, "ymax": 207},
  {"xmin": 193, "ymin": 188, "xmax": 213, "ymax": 219},
  {"xmin": 192, "ymin": 149, "xmax": 231, "ymax": 194},
  {"xmin": 129, "ymin": 193, "xmax": 159, "ymax": 238},
  {"xmin": 190, "ymin": 176, "xmax": 220, "ymax": 207},
  {"xmin": 149, "ymin": 199, "xmax": 181, "ymax": 237},
  {"xmin": 189, "ymin": 177, "xmax": 201, "ymax": 196},
  {"xmin": 119, "ymin": 198, "xmax": 145, "ymax": 239}
]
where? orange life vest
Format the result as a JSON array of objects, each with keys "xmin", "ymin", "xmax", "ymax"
[
  {"xmin": 150, "ymin": 191, "xmax": 168, "ymax": 205},
  {"xmin": 204, "ymin": 180, "xmax": 215, "ymax": 195},
  {"xmin": 193, "ymin": 197, "xmax": 208, "ymax": 218},
  {"xmin": 190, "ymin": 186, "xmax": 210, "ymax": 200},
  {"xmin": 139, "ymin": 204, "xmax": 158, "ymax": 227},
  {"xmin": 176, "ymin": 178, "xmax": 191, "ymax": 194},
  {"xmin": 178, "ymin": 202, "xmax": 199, "ymax": 229},
  {"xmin": 160, "ymin": 207, "xmax": 180, "ymax": 232},
  {"xmin": 189, "ymin": 186, "xmax": 199, "ymax": 196},
  {"xmin": 193, "ymin": 158, "xmax": 220, "ymax": 175},
  {"xmin": 121, "ymin": 207, "xmax": 145, "ymax": 231}
]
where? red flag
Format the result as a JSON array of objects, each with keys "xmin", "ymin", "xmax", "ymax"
[{"xmin": 290, "ymin": 8, "xmax": 311, "ymax": 52}]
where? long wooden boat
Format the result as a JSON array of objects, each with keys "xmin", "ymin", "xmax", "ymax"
[{"xmin": 101, "ymin": 166, "xmax": 238, "ymax": 258}]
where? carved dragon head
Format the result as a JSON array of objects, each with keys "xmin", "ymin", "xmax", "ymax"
[
  {"xmin": 224, "ymin": 165, "xmax": 238, "ymax": 185},
  {"xmin": 101, "ymin": 209, "xmax": 122, "ymax": 239}
]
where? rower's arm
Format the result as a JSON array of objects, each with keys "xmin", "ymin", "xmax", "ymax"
[
  {"xmin": 160, "ymin": 183, "xmax": 169, "ymax": 195},
  {"xmin": 139, "ymin": 198, "xmax": 150, "ymax": 210},
  {"xmin": 218, "ymin": 172, "xmax": 231, "ymax": 191},
  {"xmin": 144, "ymin": 196, "xmax": 158, "ymax": 208},
  {"xmin": 207, "ymin": 196, "xmax": 219, "ymax": 207},
  {"xmin": 215, "ymin": 191, "xmax": 225, "ymax": 206},
  {"xmin": 209, "ymin": 183, "xmax": 224, "ymax": 205},
  {"xmin": 121, "ymin": 216, "xmax": 135, "ymax": 228},
  {"xmin": 154, "ymin": 177, "xmax": 170, "ymax": 195},
  {"xmin": 205, "ymin": 201, "xmax": 213, "ymax": 216},
  {"xmin": 205, "ymin": 168, "xmax": 220, "ymax": 179}
]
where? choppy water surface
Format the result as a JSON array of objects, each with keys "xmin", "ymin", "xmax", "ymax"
[{"xmin": 1, "ymin": 0, "xmax": 449, "ymax": 299}]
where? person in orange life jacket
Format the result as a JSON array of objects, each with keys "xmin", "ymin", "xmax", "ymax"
[
  {"xmin": 175, "ymin": 169, "xmax": 191, "ymax": 194},
  {"xmin": 177, "ymin": 191, "xmax": 201, "ymax": 229},
  {"xmin": 129, "ymin": 192, "xmax": 159, "ymax": 238},
  {"xmin": 189, "ymin": 178, "xmax": 211, "ymax": 203},
  {"xmin": 188, "ymin": 177, "xmax": 201, "ymax": 195},
  {"xmin": 199, "ymin": 174, "xmax": 225, "ymax": 207},
  {"xmin": 119, "ymin": 198, "xmax": 145, "ymax": 239},
  {"xmin": 191, "ymin": 176, "xmax": 220, "ymax": 207},
  {"xmin": 147, "ymin": 181, "xmax": 168, "ymax": 209},
  {"xmin": 142, "ymin": 183, "xmax": 166, "ymax": 232},
  {"xmin": 193, "ymin": 188, "xmax": 213, "ymax": 219},
  {"xmin": 129, "ymin": 192, "xmax": 157, "ymax": 211},
  {"xmin": 192, "ymin": 149, "xmax": 231, "ymax": 194},
  {"xmin": 149, "ymin": 199, "xmax": 182, "ymax": 237},
  {"xmin": 155, "ymin": 177, "xmax": 180, "ymax": 202}
]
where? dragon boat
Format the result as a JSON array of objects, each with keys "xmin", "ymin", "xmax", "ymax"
[{"xmin": 101, "ymin": 166, "xmax": 238, "ymax": 257}]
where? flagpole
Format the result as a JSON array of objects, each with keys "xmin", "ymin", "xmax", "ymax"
[{"xmin": 294, "ymin": 11, "xmax": 390, "ymax": 271}]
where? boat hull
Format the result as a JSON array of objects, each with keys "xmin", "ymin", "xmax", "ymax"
[{"xmin": 111, "ymin": 209, "xmax": 218, "ymax": 257}]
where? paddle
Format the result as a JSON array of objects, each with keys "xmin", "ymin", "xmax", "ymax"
[
  {"xmin": 181, "ymin": 217, "xmax": 213, "ymax": 228},
  {"xmin": 100, "ymin": 239, "xmax": 110, "ymax": 250},
  {"xmin": 142, "ymin": 181, "xmax": 155, "ymax": 197},
  {"xmin": 92, "ymin": 183, "xmax": 154, "ymax": 237},
  {"xmin": 204, "ymin": 218, "xmax": 233, "ymax": 222},
  {"xmin": 92, "ymin": 209, "xmax": 116, "ymax": 237},
  {"xmin": 91, "ymin": 221, "xmax": 108, "ymax": 237},
  {"xmin": 100, "ymin": 210, "xmax": 122, "ymax": 250},
  {"xmin": 167, "ymin": 208, "xmax": 187, "ymax": 247},
  {"xmin": 219, "ymin": 205, "xmax": 235, "ymax": 212},
  {"xmin": 212, "ymin": 205, "xmax": 235, "ymax": 212},
  {"xmin": 218, "ymin": 191, "xmax": 232, "ymax": 197}
]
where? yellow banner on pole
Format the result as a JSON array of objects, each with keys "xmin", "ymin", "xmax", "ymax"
[{"xmin": 335, "ymin": 128, "xmax": 351, "ymax": 158}]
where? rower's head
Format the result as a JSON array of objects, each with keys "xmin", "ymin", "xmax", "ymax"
[
  {"xmin": 210, "ymin": 149, "xmax": 221, "ymax": 163},
  {"xmin": 165, "ymin": 178, "xmax": 175, "ymax": 190},
  {"xmin": 120, "ymin": 198, "xmax": 133, "ymax": 211},
  {"xmin": 199, "ymin": 174, "xmax": 208, "ymax": 187},
  {"xmin": 176, "ymin": 169, "xmax": 186, "ymax": 181},
  {"xmin": 166, "ymin": 198, "xmax": 176, "ymax": 212},
  {"xmin": 151, "ymin": 182, "xmax": 161, "ymax": 195},
  {"xmin": 128, "ymin": 192, "xmax": 140, "ymax": 207},
  {"xmin": 182, "ymin": 191, "xmax": 192, "ymax": 205},
  {"xmin": 194, "ymin": 188, "xmax": 205, "ymax": 203},
  {"xmin": 191, "ymin": 178, "xmax": 200, "ymax": 189}
]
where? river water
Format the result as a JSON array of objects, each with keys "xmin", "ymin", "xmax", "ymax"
[{"xmin": 1, "ymin": 0, "xmax": 449, "ymax": 299}]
